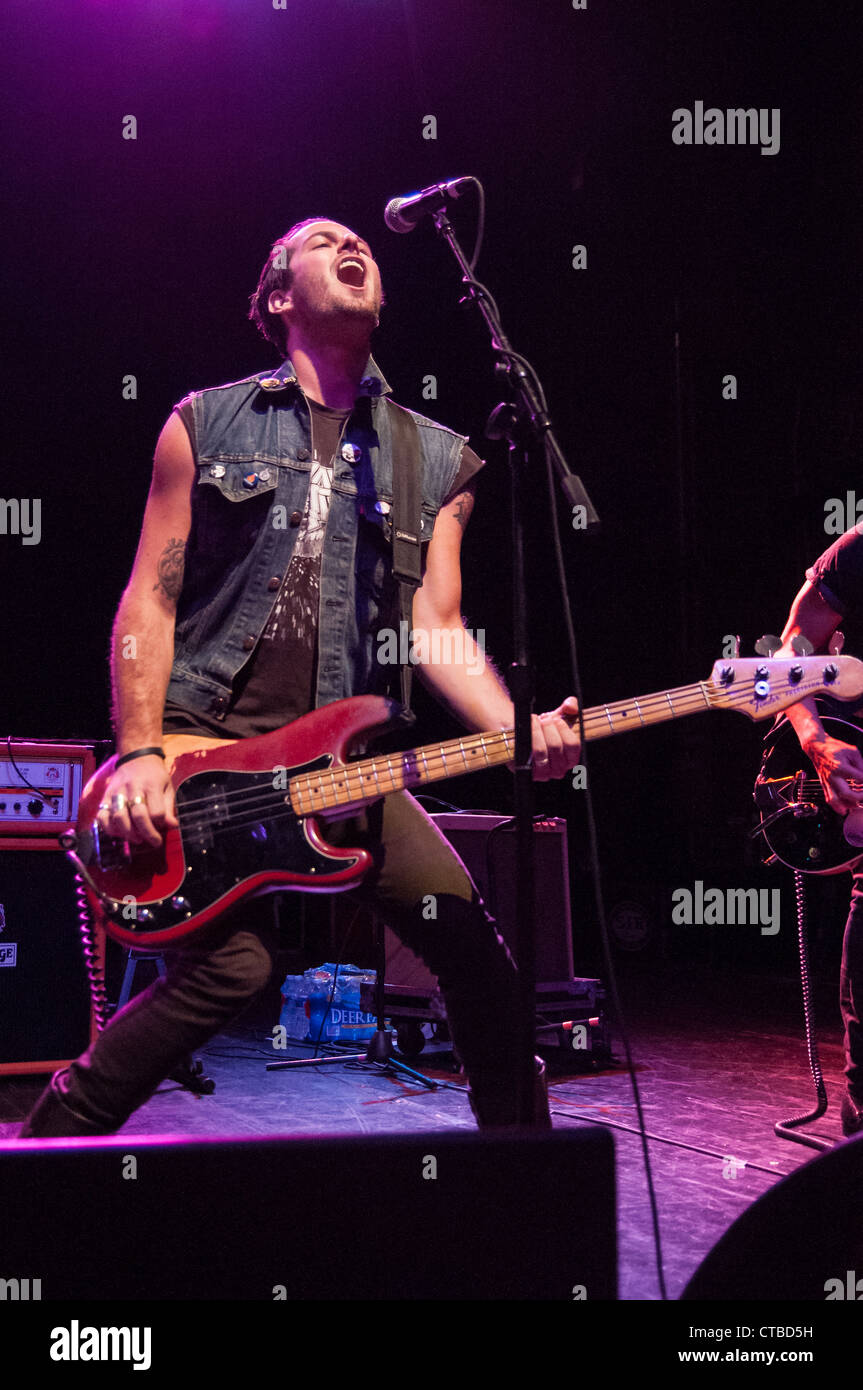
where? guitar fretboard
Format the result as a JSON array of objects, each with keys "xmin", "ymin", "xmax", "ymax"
[{"xmin": 288, "ymin": 680, "xmax": 716, "ymax": 816}]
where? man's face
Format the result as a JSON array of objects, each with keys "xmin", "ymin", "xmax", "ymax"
[{"xmin": 271, "ymin": 221, "xmax": 383, "ymax": 341}]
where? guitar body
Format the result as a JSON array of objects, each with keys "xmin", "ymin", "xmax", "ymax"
[
  {"xmin": 756, "ymin": 709, "xmax": 863, "ymax": 875},
  {"xmin": 72, "ymin": 696, "xmax": 402, "ymax": 948}
]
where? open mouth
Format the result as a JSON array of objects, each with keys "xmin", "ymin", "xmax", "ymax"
[{"xmin": 336, "ymin": 256, "xmax": 366, "ymax": 288}]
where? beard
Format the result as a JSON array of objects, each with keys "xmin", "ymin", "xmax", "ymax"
[{"xmin": 290, "ymin": 274, "xmax": 381, "ymax": 341}]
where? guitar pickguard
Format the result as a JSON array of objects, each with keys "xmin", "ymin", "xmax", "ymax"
[{"xmin": 81, "ymin": 755, "xmax": 367, "ymax": 940}]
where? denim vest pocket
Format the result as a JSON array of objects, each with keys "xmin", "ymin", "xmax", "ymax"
[
  {"xmin": 199, "ymin": 463, "xmax": 281, "ymax": 502},
  {"xmin": 192, "ymin": 464, "xmax": 281, "ymax": 560}
]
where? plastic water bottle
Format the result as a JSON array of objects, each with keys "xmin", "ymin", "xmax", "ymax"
[
  {"xmin": 279, "ymin": 974, "xmax": 309, "ymax": 1040},
  {"xmin": 303, "ymin": 963, "xmax": 377, "ymax": 1043},
  {"xmin": 305, "ymin": 965, "xmax": 341, "ymax": 1043},
  {"xmin": 338, "ymin": 968, "xmax": 377, "ymax": 1041}
]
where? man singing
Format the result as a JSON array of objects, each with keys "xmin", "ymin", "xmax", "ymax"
[{"xmin": 21, "ymin": 218, "xmax": 581, "ymax": 1138}]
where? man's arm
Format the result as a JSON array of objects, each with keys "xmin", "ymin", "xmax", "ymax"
[
  {"xmin": 412, "ymin": 480, "xmax": 581, "ymax": 780},
  {"xmin": 101, "ymin": 411, "xmax": 195, "ymax": 844},
  {"xmin": 777, "ymin": 578, "xmax": 863, "ymax": 813}
]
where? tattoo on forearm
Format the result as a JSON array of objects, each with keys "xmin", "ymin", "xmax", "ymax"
[
  {"xmin": 153, "ymin": 538, "xmax": 186, "ymax": 601},
  {"xmin": 451, "ymin": 489, "xmax": 475, "ymax": 530}
]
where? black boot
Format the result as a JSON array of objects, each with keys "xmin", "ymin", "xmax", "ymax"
[
  {"xmin": 18, "ymin": 1069, "xmax": 113, "ymax": 1139},
  {"xmin": 467, "ymin": 1055, "xmax": 553, "ymax": 1131}
]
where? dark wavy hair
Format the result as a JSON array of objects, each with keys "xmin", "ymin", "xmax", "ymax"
[{"xmin": 247, "ymin": 218, "xmax": 332, "ymax": 358}]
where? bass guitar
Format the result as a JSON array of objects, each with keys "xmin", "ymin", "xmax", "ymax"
[{"xmin": 65, "ymin": 655, "xmax": 863, "ymax": 946}]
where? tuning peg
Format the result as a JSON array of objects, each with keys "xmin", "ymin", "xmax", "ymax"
[
  {"xmin": 754, "ymin": 634, "xmax": 782, "ymax": 657},
  {"xmin": 791, "ymin": 634, "xmax": 814, "ymax": 656},
  {"xmin": 829, "ymin": 630, "xmax": 845, "ymax": 655}
]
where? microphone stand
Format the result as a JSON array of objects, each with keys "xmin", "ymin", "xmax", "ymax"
[{"xmin": 429, "ymin": 202, "xmax": 600, "ymax": 1124}]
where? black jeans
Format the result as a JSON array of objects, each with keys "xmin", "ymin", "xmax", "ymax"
[
  {"xmin": 841, "ymin": 872, "xmax": 863, "ymax": 1097},
  {"xmin": 61, "ymin": 791, "xmax": 524, "ymax": 1130}
]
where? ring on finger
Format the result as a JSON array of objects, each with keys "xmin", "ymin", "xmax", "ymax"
[
  {"xmin": 110, "ymin": 794, "xmax": 127, "ymax": 814},
  {"xmin": 130, "ymin": 794, "xmax": 147, "ymax": 807}
]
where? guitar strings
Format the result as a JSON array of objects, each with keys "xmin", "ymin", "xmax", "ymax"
[
  {"xmin": 174, "ymin": 731, "xmax": 515, "ymax": 819},
  {"xmin": 179, "ymin": 755, "xmax": 842, "ymax": 844},
  {"xmin": 168, "ymin": 678, "xmax": 737, "ymax": 821},
  {"xmin": 110, "ymin": 674, "xmax": 828, "ymax": 838},
  {"xmin": 174, "ymin": 738, "xmax": 512, "ymax": 833}
]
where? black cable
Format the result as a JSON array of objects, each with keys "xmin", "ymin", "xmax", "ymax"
[
  {"xmin": 467, "ymin": 176, "xmax": 484, "ymax": 272},
  {"xmin": 74, "ymin": 872, "xmax": 111, "ymax": 1032},
  {"xmin": 413, "ymin": 793, "xmax": 464, "ymax": 812},
  {"xmin": 202, "ymin": 1048, "xmax": 276, "ymax": 1059},
  {"xmin": 4, "ymin": 735, "xmax": 57, "ymax": 807},
  {"xmin": 548, "ymin": 1106, "xmax": 795, "ymax": 1181},
  {"xmin": 774, "ymin": 868, "xmax": 832, "ymax": 1151},
  {"xmin": 543, "ymin": 441, "xmax": 670, "ymax": 1300},
  {"xmin": 414, "ymin": 795, "xmax": 510, "ymax": 815},
  {"xmin": 428, "ymin": 180, "xmax": 669, "ymax": 1294}
]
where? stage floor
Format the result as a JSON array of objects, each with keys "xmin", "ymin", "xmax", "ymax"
[{"xmin": 0, "ymin": 961, "xmax": 848, "ymax": 1301}]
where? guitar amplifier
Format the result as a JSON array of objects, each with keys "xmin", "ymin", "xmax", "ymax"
[
  {"xmin": 0, "ymin": 739, "xmax": 98, "ymax": 843},
  {"xmin": 0, "ymin": 846, "xmax": 100, "ymax": 1074},
  {"xmin": 0, "ymin": 739, "xmax": 101, "ymax": 1074},
  {"xmin": 384, "ymin": 813, "xmax": 575, "ymax": 990}
]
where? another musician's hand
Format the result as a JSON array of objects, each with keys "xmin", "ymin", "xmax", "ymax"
[
  {"xmin": 97, "ymin": 756, "xmax": 178, "ymax": 848},
  {"xmin": 532, "ymin": 697, "xmax": 581, "ymax": 781},
  {"xmin": 806, "ymin": 736, "xmax": 863, "ymax": 815}
]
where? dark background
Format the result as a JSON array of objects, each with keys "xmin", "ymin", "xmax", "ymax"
[{"xmin": 2, "ymin": 0, "xmax": 861, "ymax": 971}]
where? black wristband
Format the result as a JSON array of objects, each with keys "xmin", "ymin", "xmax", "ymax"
[{"xmin": 115, "ymin": 746, "xmax": 166, "ymax": 769}]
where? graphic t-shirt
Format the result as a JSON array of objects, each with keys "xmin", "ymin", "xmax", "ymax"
[
  {"xmin": 163, "ymin": 393, "xmax": 483, "ymax": 737},
  {"xmin": 215, "ymin": 397, "xmax": 350, "ymax": 733}
]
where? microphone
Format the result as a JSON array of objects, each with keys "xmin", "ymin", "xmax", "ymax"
[{"xmin": 384, "ymin": 177, "xmax": 473, "ymax": 233}]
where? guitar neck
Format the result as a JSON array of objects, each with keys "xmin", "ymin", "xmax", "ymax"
[{"xmin": 289, "ymin": 680, "xmax": 715, "ymax": 816}]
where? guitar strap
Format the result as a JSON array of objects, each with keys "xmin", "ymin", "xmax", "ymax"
[{"xmin": 385, "ymin": 399, "xmax": 423, "ymax": 714}]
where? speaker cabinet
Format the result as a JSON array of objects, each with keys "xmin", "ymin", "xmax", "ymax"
[
  {"xmin": 0, "ymin": 848, "xmax": 97, "ymax": 1074},
  {"xmin": 683, "ymin": 1131, "xmax": 863, "ymax": 1300},
  {"xmin": 0, "ymin": 1128, "xmax": 616, "ymax": 1300},
  {"xmin": 383, "ymin": 814, "xmax": 575, "ymax": 990}
]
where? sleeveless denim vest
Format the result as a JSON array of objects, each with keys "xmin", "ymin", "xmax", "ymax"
[{"xmin": 166, "ymin": 355, "xmax": 466, "ymax": 722}]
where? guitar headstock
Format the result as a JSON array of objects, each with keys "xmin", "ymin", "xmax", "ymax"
[{"xmin": 707, "ymin": 655, "xmax": 863, "ymax": 720}]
